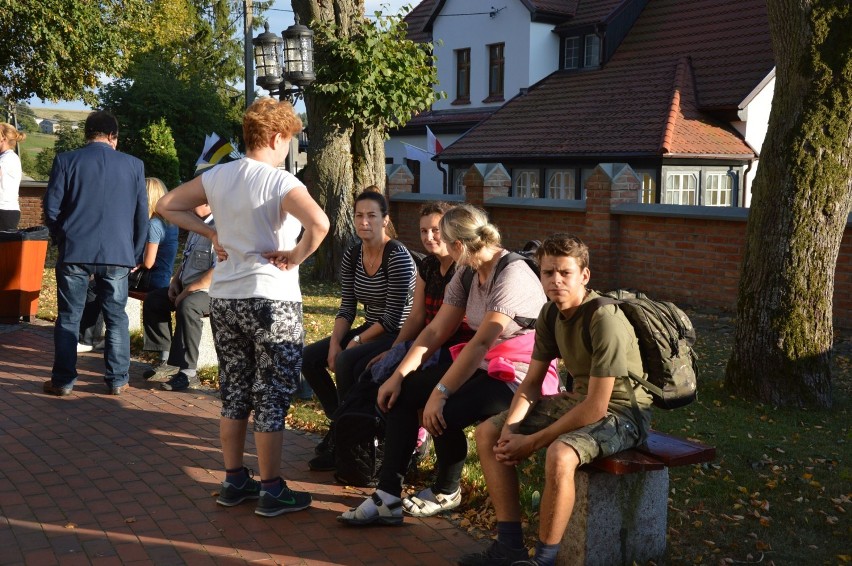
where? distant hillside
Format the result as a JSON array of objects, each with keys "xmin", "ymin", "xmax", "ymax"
[{"xmin": 30, "ymin": 107, "xmax": 90, "ymax": 123}]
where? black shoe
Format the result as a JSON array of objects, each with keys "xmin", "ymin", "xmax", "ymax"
[
  {"xmin": 254, "ymin": 480, "xmax": 312, "ymax": 517},
  {"xmin": 43, "ymin": 381, "xmax": 73, "ymax": 396},
  {"xmin": 457, "ymin": 540, "xmax": 529, "ymax": 566},
  {"xmin": 161, "ymin": 372, "xmax": 199, "ymax": 391},
  {"xmin": 308, "ymin": 451, "xmax": 336, "ymax": 471},
  {"xmin": 216, "ymin": 467, "xmax": 261, "ymax": 507},
  {"xmin": 315, "ymin": 426, "xmax": 334, "ymax": 456}
]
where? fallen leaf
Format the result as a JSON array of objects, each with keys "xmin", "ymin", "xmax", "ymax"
[{"xmin": 64, "ymin": 522, "xmax": 77, "ymax": 529}]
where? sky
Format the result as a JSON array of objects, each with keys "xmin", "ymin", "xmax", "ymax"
[{"xmin": 28, "ymin": 0, "xmax": 415, "ymax": 112}]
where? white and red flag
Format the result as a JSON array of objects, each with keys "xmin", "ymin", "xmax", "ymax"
[{"xmin": 426, "ymin": 126, "xmax": 443, "ymax": 154}]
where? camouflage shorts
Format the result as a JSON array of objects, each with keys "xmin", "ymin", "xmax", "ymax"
[{"xmin": 489, "ymin": 394, "xmax": 641, "ymax": 465}]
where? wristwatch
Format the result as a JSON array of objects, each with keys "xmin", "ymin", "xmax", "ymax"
[
  {"xmin": 435, "ymin": 382, "xmax": 450, "ymax": 397},
  {"xmin": 352, "ymin": 334, "xmax": 362, "ymax": 344}
]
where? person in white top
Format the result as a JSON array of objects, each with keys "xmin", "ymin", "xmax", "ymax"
[
  {"xmin": 0, "ymin": 122, "xmax": 26, "ymax": 231},
  {"xmin": 157, "ymin": 97, "xmax": 329, "ymax": 518}
]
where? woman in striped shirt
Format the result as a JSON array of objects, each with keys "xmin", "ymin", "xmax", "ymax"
[{"xmin": 302, "ymin": 189, "xmax": 416, "ymax": 471}]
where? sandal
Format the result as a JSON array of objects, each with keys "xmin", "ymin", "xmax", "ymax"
[
  {"xmin": 402, "ymin": 487, "xmax": 461, "ymax": 517},
  {"xmin": 338, "ymin": 492, "xmax": 404, "ymax": 526}
]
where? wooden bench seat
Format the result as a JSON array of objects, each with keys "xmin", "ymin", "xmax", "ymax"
[{"xmin": 559, "ymin": 430, "xmax": 715, "ymax": 566}]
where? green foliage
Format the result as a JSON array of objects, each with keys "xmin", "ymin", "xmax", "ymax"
[
  {"xmin": 309, "ymin": 10, "xmax": 444, "ymax": 136},
  {"xmin": 34, "ymin": 147, "xmax": 56, "ymax": 181},
  {"xmin": 20, "ymin": 151, "xmax": 37, "ymax": 179},
  {"xmin": 100, "ymin": 54, "xmax": 241, "ymax": 181},
  {"xmin": 54, "ymin": 121, "xmax": 85, "ymax": 154},
  {"xmin": 0, "ymin": 0, "xmax": 145, "ymax": 104},
  {"xmin": 138, "ymin": 119, "xmax": 181, "ymax": 188}
]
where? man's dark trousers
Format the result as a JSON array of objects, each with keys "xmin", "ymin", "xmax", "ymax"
[
  {"xmin": 53, "ymin": 264, "xmax": 130, "ymax": 388},
  {"xmin": 143, "ymin": 288, "xmax": 210, "ymax": 371}
]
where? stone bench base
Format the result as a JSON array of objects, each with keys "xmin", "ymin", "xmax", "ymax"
[
  {"xmin": 125, "ymin": 294, "xmax": 218, "ymax": 369},
  {"xmin": 558, "ymin": 468, "xmax": 668, "ymax": 566},
  {"xmin": 557, "ymin": 431, "xmax": 715, "ymax": 565}
]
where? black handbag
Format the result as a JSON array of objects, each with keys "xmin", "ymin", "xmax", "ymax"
[{"xmin": 128, "ymin": 268, "xmax": 152, "ymax": 292}]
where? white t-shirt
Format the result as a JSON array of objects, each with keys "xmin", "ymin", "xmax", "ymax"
[
  {"xmin": 201, "ymin": 158, "xmax": 304, "ymax": 301},
  {"xmin": 0, "ymin": 149, "xmax": 22, "ymax": 211}
]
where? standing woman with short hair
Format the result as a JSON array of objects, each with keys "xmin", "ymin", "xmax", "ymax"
[
  {"xmin": 157, "ymin": 97, "xmax": 329, "ymax": 517},
  {"xmin": 0, "ymin": 123, "xmax": 26, "ymax": 231}
]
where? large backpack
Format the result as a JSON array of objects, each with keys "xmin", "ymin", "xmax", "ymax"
[
  {"xmin": 332, "ymin": 377, "xmax": 385, "ymax": 487},
  {"xmin": 571, "ymin": 290, "xmax": 698, "ymax": 409},
  {"xmin": 460, "ymin": 241, "xmax": 541, "ymax": 329}
]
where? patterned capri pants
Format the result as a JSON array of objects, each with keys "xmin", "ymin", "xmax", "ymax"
[{"xmin": 211, "ymin": 298, "xmax": 303, "ymax": 433}]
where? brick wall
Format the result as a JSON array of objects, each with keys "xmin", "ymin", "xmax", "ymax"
[
  {"xmin": 386, "ymin": 163, "xmax": 852, "ymax": 328},
  {"xmin": 19, "ymin": 182, "xmax": 47, "ymax": 228}
]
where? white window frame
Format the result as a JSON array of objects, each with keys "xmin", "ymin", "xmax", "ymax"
[
  {"xmin": 664, "ymin": 172, "xmax": 698, "ymax": 205},
  {"xmin": 639, "ymin": 172, "xmax": 656, "ymax": 203},
  {"xmin": 514, "ymin": 169, "xmax": 540, "ymax": 198},
  {"xmin": 454, "ymin": 170, "xmax": 466, "ymax": 196},
  {"xmin": 564, "ymin": 37, "xmax": 580, "ymax": 69},
  {"xmin": 584, "ymin": 34, "xmax": 600, "ymax": 67},
  {"xmin": 704, "ymin": 172, "xmax": 733, "ymax": 206},
  {"xmin": 547, "ymin": 169, "xmax": 574, "ymax": 199}
]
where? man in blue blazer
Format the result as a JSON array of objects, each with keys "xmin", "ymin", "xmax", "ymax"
[{"xmin": 43, "ymin": 111, "xmax": 148, "ymax": 396}]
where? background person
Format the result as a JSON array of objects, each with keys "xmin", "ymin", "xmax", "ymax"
[
  {"xmin": 157, "ymin": 97, "xmax": 329, "ymax": 517},
  {"xmin": 42, "ymin": 110, "xmax": 147, "ymax": 396},
  {"xmin": 338, "ymin": 204, "xmax": 549, "ymax": 526},
  {"xmin": 0, "ymin": 122, "xmax": 26, "ymax": 231},
  {"xmin": 141, "ymin": 204, "xmax": 215, "ymax": 391},
  {"xmin": 78, "ymin": 177, "xmax": 178, "ymax": 353},
  {"xmin": 302, "ymin": 190, "xmax": 416, "ymax": 471}
]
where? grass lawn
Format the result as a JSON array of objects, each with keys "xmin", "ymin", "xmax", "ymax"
[
  {"xmin": 18, "ymin": 131, "xmax": 56, "ymax": 160},
  {"xmin": 34, "ymin": 249, "xmax": 850, "ymax": 564}
]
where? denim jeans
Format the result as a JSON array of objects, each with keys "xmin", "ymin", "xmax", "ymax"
[{"xmin": 52, "ymin": 263, "xmax": 131, "ymax": 389}]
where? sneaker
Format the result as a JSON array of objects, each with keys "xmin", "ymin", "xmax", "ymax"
[
  {"xmin": 254, "ymin": 481, "xmax": 312, "ymax": 517},
  {"xmin": 161, "ymin": 372, "xmax": 199, "ymax": 391},
  {"xmin": 109, "ymin": 383, "xmax": 129, "ymax": 395},
  {"xmin": 76, "ymin": 342, "xmax": 94, "ymax": 353},
  {"xmin": 43, "ymin": 381, "xmax": 73, "ymax": 396},
  {"xmin": 216, "ymin": 468, "xmax": 261, "ymax": 507},
  {"xmin": 93, "ymin": 340, "xmax": 105, "ymax": 351},
  {"xmin": 457, "ymin": 540, "xmax": 529, "ymax": 566},
  {"xmin": 308, "ymin": 450, "xmax": 335, "ymax": 471},
  {"xmin": 143, "ymin": 361, "xmax": 178, "ymax": 381}
]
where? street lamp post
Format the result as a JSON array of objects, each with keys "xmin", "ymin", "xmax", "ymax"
[{"xmin": 252, "ymin": 15, "xmax": 316, "ymax": 104}]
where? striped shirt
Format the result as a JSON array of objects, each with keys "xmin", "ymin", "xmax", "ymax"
[{"xmin": 337, "ymin": 240, "xmax": 416, "ymax": 332}]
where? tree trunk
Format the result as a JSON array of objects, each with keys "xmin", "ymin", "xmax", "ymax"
[
  {"xmin": 293, "ymin": 0, "xmax": 388, "ymax": 280},
  {"xmin": 725, "ymin": 0, "xmax": 852, "ymax": 408},
  {"xmin": 352, "ymin": 122, "xmax": 386, "ymax": 190}
]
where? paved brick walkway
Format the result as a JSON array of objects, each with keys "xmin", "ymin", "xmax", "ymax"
[{"xmin": 0, "ymin": 322, "xmax": 481, "ymax": 565}]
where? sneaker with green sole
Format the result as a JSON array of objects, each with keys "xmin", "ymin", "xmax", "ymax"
[
  {"xmin": 216, "ymin": 468, "xmax": 261, "ymax": 507},
  {"xmin": 254, "ymin": 481, "xmax": 312, "ymax": 517}
]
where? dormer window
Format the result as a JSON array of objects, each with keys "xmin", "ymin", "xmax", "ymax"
[
  {"xmin": 562, "ymin": 34, "xmax": 602, "ymax": 70},
  {"xmin": 584, "ymin": 34, "xmax": 601, "ymax": 67},
  {"xmin": 564, "ymin": 37, "xmax": 580, "ymax": 69}
]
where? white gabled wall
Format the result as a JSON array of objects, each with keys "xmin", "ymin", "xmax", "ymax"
[
  {"xmin": 431, "ymin": 0, "xmax": 558, "ymax": 111},
  {"xmin": 731, "ymin": 73, "xmax": 775, "ymax": 207}
]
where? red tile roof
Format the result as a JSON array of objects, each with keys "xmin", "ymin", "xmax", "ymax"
[
  {"xmin": 438, "ymin": 0, "xmax": 773, "ymax": 162},
  {"xmin": 554, "ymin": 0, "xmax": 626, "ymax": 27},
  {"xmin": 403, "ymin": 0, "xmax": 439, "ymax": 42}
]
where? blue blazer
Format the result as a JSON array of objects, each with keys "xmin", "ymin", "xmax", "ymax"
[{"xmin": 43, "ymin": 142, "xmax": 148, "ymax": 267}]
